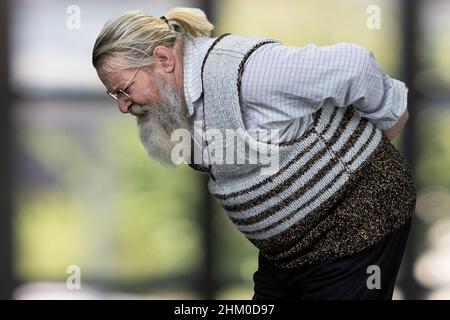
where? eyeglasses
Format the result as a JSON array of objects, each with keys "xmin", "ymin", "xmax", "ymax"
[{"xmin": 106, "ymin": 66, "xmax": 141, "ymax": 102}]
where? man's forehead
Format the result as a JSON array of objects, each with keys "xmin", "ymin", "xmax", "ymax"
[
  {"xmin": 98, "ymin": 69, "xmax": 121, "ymax": 93},
  {"xmin": 98, "ymin": 60, "xmax": 130, "ymax": 92}
]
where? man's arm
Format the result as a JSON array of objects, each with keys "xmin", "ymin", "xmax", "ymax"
[
  {"xmin": 383, "ymin": 110, "xmax": 409, "ymax": 141},
  {"xmin": 240, "ymin": 42, "xmax": 409, "ymax": 140}
]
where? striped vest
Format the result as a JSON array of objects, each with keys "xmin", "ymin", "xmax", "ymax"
[{"xmin": 188, "ymin": 34, "xmax": 416, "ymax": 269}]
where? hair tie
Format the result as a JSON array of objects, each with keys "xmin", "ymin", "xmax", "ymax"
[{"xmin": 160, "ymin": 16, "xmax": 169, "ymax": 24}]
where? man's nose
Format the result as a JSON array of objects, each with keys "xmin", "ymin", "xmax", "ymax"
[{"xmin": 118, "ymin": 99, "xmax": 133, "ymax": 113}]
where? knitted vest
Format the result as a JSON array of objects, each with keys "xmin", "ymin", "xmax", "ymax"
[{"xmin": 188, "ymin": 34, "xmax": 416, "ymax": 270}]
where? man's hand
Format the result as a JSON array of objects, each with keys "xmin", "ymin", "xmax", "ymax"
[{"xmin": 383, "ymin": 110, "xmax": 409, "ymax": 141}]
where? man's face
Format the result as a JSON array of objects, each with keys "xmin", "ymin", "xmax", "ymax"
[{"xmin": 97, "ymin": 59, "xmax": 189, "ymax": 168}]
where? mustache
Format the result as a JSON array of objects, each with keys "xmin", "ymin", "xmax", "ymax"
[{"xmin": 130, "ymin": 104, "xmax": 151, "ymax": 117}]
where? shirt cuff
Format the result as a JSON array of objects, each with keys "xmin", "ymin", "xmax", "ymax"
[{"xmin": 371, "ymin": 77, "xmax": 409, "ymax": 131}]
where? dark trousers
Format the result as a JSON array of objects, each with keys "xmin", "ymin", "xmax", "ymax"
[{"xmin": 252, "ymin": 218, "xmax": 412, "ymax": 300}]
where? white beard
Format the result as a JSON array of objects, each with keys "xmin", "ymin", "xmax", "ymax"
[{"xmin": 134, "ymin": 74, "xmax": 189, "ymax": 168}]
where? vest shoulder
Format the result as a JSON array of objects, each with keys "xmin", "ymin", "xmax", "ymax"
[{"xmin": 212, "ymin": 33, "xmax": 281, "ymax": 54}]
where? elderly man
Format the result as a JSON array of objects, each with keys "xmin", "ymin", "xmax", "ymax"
[{"xmin": 92, "ymin": 7, "xmax": 416, "ymax": 300}]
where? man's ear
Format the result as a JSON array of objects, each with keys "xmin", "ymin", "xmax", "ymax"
[{"xmin": 153, "ymin": 45, "xmax": 175, "ymax": 72}]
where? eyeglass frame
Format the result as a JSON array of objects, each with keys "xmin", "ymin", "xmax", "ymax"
[{"xmin": 106, "ymin": 65, "xmax": 142, "ymax": 102}]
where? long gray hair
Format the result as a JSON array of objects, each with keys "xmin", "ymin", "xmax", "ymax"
[{"xmin": 92, "ymin": 7, "xmax": 214, "ymax": 70}]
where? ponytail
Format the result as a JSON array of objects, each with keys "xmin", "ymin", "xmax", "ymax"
[{"xmin": 166, "ymin": 7, "xmax": 214, "ymax": 37}]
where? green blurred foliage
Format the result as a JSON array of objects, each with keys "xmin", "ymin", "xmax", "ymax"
[
  {"xmin": 16, "ymin": 117, "xmax": 202, "ymax": 284},
  {"xmin": 216, "ymin": 0, "xmax": 401, "ymax": 74},
  {"xmin": 416, "ymin": 109, "xmax": 450, "ymax": 187},
  {"xmin": 15, "ymin": 191, "xmax": 86, "ymax": 280}
]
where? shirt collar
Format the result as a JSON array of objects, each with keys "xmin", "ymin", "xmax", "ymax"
[{"xmin": 183, "ymin": 35, "xmax": 215, "ymax": 118}]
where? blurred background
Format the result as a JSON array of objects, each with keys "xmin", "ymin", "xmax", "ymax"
[{"xmin": 0, "ymin": 0, "xmax": 449, "ymax": 300}]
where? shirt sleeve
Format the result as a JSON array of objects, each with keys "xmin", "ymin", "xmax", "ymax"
[{"xmin": 241, "ymin": 42, "xmax": 408, "ymax": 131}]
